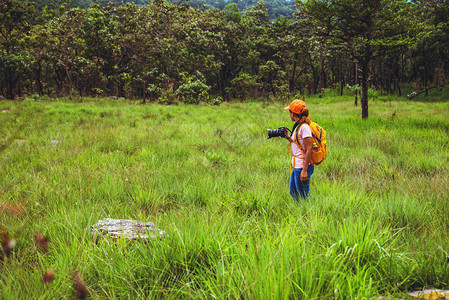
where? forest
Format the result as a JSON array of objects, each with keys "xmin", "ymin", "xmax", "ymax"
[
  {"xmin": 29, "ymin": 0, "xmax": 296, "ymax": 19},
  {"xmin": 1, "ymin": 0, "xmax": 448, "ymax": 118}
]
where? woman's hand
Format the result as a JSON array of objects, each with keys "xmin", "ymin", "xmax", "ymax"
[{"xmin": 300, "ymin": 169, "xmax": 308, "ymax": 181}]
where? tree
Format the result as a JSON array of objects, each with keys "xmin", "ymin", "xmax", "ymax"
[
  {"xmin": 258, "ymin": 60, "xmax": 287, "ymax": 99},
  {"xmin": 173, "ymin": 6, "xmax": 223, "ymax": 95},
  {"xmin": 113, "ymin": 2, "xmax": 175, "ymax": 102},
  {"xmin": 407, "ymin": 0, "xmax": 449, "ymax": 98},
  {"xmin": 299, "ymin": 0, "xmax": 430, "ymax": 118},
  {"xmin": 26, "ymin": 23, "xmax": 53, "ymax": 96},
  {"xmin": 48, "ymin": 7, "xmax": 86, "ymax": 99},
  {"xmin": 0, "ymin": 0, "xmax": 40, "ymax": 99},
  {"xmin": 213, "ymin": 3, "xmax": 249, "ymax": 97}
]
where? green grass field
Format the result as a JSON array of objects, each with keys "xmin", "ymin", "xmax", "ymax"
[{"xmin": 1, "ymin": 96, "xmax": 449, "ymax": 299}]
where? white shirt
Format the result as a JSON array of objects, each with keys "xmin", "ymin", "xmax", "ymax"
[{"xmin": 291, "ymin": 123, "xmax": 312, "ymax": 169}]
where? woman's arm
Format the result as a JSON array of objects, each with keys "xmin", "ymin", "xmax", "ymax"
[{"xmin": 301, "ymin": 136, "xmax": 313, "ymax": 181}]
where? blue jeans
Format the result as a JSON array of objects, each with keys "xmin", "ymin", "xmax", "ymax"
[{"xmin": 289, "ymin": 165, "xmax": 314, "ymax": 201}]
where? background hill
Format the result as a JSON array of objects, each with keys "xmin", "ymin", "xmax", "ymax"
[{"xmin": 30, "ymin": 0, "xmax": 295, "ymax": 18}]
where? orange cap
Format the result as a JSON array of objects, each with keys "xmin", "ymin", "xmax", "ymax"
[{"xmin": 284, "ymin": 100, "xmax": 306, "ymax": 114}]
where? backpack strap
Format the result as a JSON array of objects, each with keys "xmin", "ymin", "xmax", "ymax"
[
  {"xmin": 287, "ymin": 123, "xmax": 306, "ymax": 173},
  {"xmin": 287, "ymin": 123, "xmax": 305, "ymax": 153},
  {"xmin": 311, "ymin": 125, "xmax": 323, "ymax": 145},
  {"xmin": 294, "ymin": 123, "xmax": 306, "ymax": 151}
]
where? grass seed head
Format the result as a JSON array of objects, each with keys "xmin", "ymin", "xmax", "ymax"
[
  {"xmin": 1, "ymin": 230, "xmax": 16, "ymax": 256},
  {"xmin": 42, "ymin": 269, "xmax": 55, "ymax": 283},
  {"xmin": 0, "ymin": 202, "xmax": 25, "ymax": 215},
  {"xmin": 35, "ymin": 232, "xmax": 49, "ymax": 253},
  {"xmin": 72, "ymin": 271, "xmax": 88, "ymax": 300}
]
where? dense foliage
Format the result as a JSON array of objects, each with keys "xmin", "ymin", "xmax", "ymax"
[
  {"xmin": 29, "ymin": 0, "xmax": 295, "ymax": 19},
  {"xmin": 1, "ymin": 0, "xmax": 448, "ymax": 116}
]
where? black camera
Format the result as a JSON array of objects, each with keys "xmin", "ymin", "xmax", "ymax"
[{"xmin": 267, "ymin": 126, "xmax": 288, "ymax": 139}]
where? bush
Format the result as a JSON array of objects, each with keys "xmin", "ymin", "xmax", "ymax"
[
  {"xmin": 208, "ymin": 96, "xmax": 222, "ymax": 106},
  {"xmin": 176, "ymin": 72, "xmax": 210, "ymax": 104},
  {"xmin": 368, "ymin": 87, "xmax": 378, "ymax": 101},
  {"xmin": 91, "ymin": 88, "xmax": 104, "ymax": 97},
  {"xmin": 158, "ymin": 87, "xmax": 177, "ymax": 105},
  {"xmin": 228, "ymin": 72, "xmax": 260, "ymax": 100},
  {"xmin": 147, "ymin": 84, "xmax": 162, "ymax": 101}
]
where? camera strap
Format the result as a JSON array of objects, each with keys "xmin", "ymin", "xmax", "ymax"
[{"xmin": 291, "ymin": 121, "xmax": 302, "ymax": 136}]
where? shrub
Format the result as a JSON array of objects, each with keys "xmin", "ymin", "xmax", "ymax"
[
  {"xmin": 176, "ymin": 72, "xmax": 210, "ymax": 104},
  {"xmin": 158, "ymin": 86, "xmax": 177, "ymax": 105},
  {"xmin": 228, "ymin": 72, "xmax": 260, "ymax": 100},
  {"xmin": 146, "ymin": 84, "xmax": 162, "ymax": 101}
]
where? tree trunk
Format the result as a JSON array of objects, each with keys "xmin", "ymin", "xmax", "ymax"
[
  {"xmin": 115, "ymin": 56, "xmax": 119, "ymax": 98},
  {"xmin": 36, "ymin": 61, "xmax": 43, "ymax": 96},
  {"xmin": 7, "ymin": 74, "xmax": 15, "ymax": 100},
  {"xmin": 361, "ymin": 62, "xmax": 369, "ymax": 119},
  {"xmin": 340, "ymin": 61, "xmax": 344, "ymax": 96},
  {"xmin": 394, "ymin": 74, "xmax": 401, "ymax": 96},
  {"xmin": 290, "ymin": 60, "xmax": 297, "ymax": 92},
  {"xmin": 55, "ymin": 68, "xmax": 62, "ymax": 98},
  {"xmin": 95, "ymin": 57, "xmax": 99, "ymax": 90},
  {"xmin": 319, "ymin": 55, "xmax": 325, "ymax": 92},
  {"xmin": 64, "ymin": 54, "xmax": 73, "ymax": 100},
  {"xmin": 142, "ymin": 63, "xmax": 146, "ymax": 104},
  {"xmin": 354, "ymin": 61, "xmax": 358, "ymax": 106}
]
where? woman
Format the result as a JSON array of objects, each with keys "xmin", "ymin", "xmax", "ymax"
[{"xmin": 284, "ymin": 100, "xmax": 314, "ymax": 200}]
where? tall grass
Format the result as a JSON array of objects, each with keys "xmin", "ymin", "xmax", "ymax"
[{"xmin": 1, "ymin": 97, "xmax": 449, "ymax": 298}]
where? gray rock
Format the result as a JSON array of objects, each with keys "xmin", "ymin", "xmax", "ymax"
[{"xmin": 91, "ymin": 218, "xmax": 164, "ymax": 241}]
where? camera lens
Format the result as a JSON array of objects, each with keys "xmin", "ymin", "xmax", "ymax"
[{"xmin": 267, "ymin": 128, "xmax": 282, "ymax": 139}]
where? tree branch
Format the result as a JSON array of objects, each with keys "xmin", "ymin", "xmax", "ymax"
[{"xmin": 408, "ymin": 80, "xmax": 449, "ymax": 99}]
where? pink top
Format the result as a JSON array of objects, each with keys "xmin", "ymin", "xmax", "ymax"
[{"xmin": 291, "ymin": 123, "xmax": 312, "ymax": 169}]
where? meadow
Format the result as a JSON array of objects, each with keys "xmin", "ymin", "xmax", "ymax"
[{"xmin": 1, "ymin": 95, "xmax": 449, "ymax": 299}]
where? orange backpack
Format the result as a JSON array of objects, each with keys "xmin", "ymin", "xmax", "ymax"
[{"xmin": 294, "ymin": 122, "xmax": 327, "ymax": 166}]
